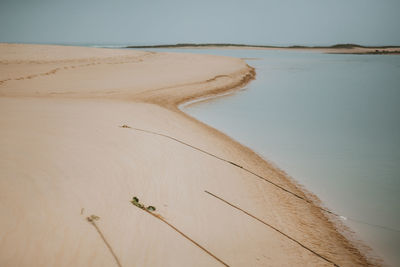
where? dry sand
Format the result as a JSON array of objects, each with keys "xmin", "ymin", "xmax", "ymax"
[{"xmin": 0, "ymin": 43, "xmax": 374, "ymax": 266}]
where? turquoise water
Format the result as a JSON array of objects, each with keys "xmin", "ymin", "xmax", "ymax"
[{"xmin": 143, "ymin": 48, "xmax": 400, "ymax": 265}]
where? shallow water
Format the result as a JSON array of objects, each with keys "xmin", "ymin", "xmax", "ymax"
[{"xmin": 143, "ymin": 48, "xmax": 400, "ymax": 266}]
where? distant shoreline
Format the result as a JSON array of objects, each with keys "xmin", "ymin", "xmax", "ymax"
[{"xmin": 126, "ymin": 43, "xmax": 400, "ymax": 55}]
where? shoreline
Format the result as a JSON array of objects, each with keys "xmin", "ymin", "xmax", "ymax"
[
  {"xmin": 176, "ymin": 74, "xmax": 383, "ymax": 266},
  {"xmin": 137, "ymin": 50, "xmax": 382, "ymax": 266},
  {"xmin": 0, "ymin": 43, "xmax": 375, "ymax": 266}
]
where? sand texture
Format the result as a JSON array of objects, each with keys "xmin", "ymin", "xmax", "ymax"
[{"xmin": 0, "ymin": 44, "xmax": 373, "ymax": 266}]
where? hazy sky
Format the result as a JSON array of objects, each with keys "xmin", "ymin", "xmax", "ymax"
[{"xmin": 1, "ymin": 0, "xmax": 399, "ymax": 46}]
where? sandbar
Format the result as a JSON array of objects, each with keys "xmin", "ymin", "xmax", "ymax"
[{"xmin": 0, "ymin": 43, "xmax": 374, "ymax": 266}]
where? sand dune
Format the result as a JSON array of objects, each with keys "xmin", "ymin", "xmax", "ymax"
[{"xmin": 0, "ymin": 44, "xmax": 373, "ymax": 266}]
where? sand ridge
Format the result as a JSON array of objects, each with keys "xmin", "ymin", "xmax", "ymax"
[{"xmin": 0, "ymin": 43, "xmax": 375, "ymax": 266}]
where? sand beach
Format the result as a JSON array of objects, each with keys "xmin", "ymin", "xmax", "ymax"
[{"xmin": 0, "ymin": 44, "xmax": 373, "ymax": 266}]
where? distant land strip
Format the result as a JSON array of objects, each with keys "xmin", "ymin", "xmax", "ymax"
[{"xmin": 125, "ymin": 43, "xmax": 400, "ymax": 54}]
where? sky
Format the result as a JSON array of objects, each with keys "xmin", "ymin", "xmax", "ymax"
[{"xmin": 1, "ymin": 0, "xmax": 400, "ymax": 46}]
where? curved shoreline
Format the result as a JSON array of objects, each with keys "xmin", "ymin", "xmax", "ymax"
[
  {"xmin": 171, "ymin": 64, "xmax": 379, "ymax": 267},
  {"xmin": 175, "ymin": 68, "xmax": 380, "ymax": 266},
  {"xmin": 0, "ymin": 44, "xmax": 375, "ymax": 266},
  {"xmin": 134, "ymin": 53, "xmax": 376, "ymax": 265}
]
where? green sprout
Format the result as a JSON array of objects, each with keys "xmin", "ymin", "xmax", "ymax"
[
  {"xmin": 146, "ymin": 206, "xmax": 156, "ymax": 212},
  {"xmin": 130, "ymin": 196, "xmax": 156, "ymax": 212}
]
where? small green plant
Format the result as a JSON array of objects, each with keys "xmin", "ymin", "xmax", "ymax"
[
  {"xmin": 130, "ymin": 196, "xmax": 156, "ymax": 212},
  {"xmin": 146, "ymin": 206, "xmax": 156, "ymax": 212}
]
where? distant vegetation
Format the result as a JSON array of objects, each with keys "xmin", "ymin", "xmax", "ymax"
[{"xmin": 126, "ymin": 43, "xmax": 400, "ymax": 49}]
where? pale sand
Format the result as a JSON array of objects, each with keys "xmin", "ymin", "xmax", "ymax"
[{"xmin": 0, "ymin": 44, "xmax": 374, "ymax": 266}]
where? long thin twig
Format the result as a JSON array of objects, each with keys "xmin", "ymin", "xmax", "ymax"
[
  {"xmin": 204, "ymin": 190, "xmax": 339, "ymax": 267},
  {"xmin": 121, "ymin": 126, "xmax": 329, "ymax": 212},
  {"xmin": 133, "ymin": 205, "xmax": 229, "ymax": 267},
  {"xmin": 87, "ymin": 215, "xmax": 123, "ymax": 267},
  {"xmin": 121, "ymin": 125, "xmax": 400, "ymax": 233}
]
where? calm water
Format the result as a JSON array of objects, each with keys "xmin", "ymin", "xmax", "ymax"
[{"xmin": 144, "ymin": 48, "xmax": 400, "ymax": 266}]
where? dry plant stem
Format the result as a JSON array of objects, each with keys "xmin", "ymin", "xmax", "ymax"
[
  {"xmin": 204, "ymin": 190, "xmax": 339, "ymax": 267},
  {"xmin": 122, "ymin": 125, "xmax": 339, "ymax": 216},
  {"xmin": 87, "ymin": 217, "xmax": 123, "ymax": 267},
  {"xmin": 140, "ymin": 208, "xmax": 229, "ymax": 267}
]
